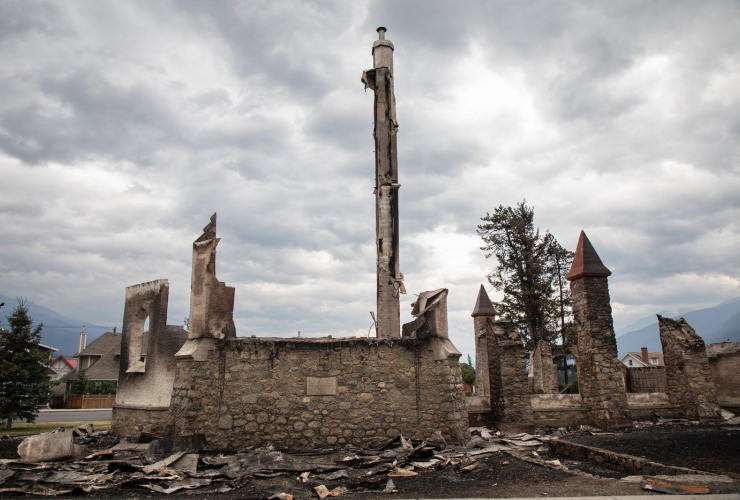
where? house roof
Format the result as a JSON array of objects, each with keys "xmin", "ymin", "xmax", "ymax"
[
  {"xmin": 65, "ymin": 326, "xmax": 186, "ymax": 382},
  {"xmin": 38, "ymin": 343, "xmax": 58, "ymax": 353},
  {"xmin": 52, "ymin": 355, "xmax": 77, "ymax": 370},
  {"xmin": 471, "ymin": 285, "xmax": 496, "ymax": 317},
  {"xmin": 63, "ymin": 332, "xmax": 122, "ymax": 383},
  {"xmin": 76, "ymin": 332, "xmax": 121, "ymax": 357},
  {"xmin": 84, "ymin": 344, "xmax": 120, "ymax": 381},
  {"xmin": 566, "ymin": 231, "xmax": 611, "ymax": 281}
]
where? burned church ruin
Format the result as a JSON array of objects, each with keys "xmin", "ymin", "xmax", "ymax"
[
  {"xmin": 112, "ymin": 29, "xmax": 469, "ymax": 450},
  {"xmin": 109, "ymin": 29, "xmax": 740, "ymax": 450}
]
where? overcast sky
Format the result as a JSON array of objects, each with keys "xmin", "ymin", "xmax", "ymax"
[{"xmin": 1, "ymin": 1, "xmax": 739, "ymax": 359}]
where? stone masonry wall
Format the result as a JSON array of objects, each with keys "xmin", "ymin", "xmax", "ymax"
[
  {"xmin": 570, "ymin": 277, "xmax": 631, "ymax": 428},
  {"xmin": 474, "ymin": 316, "xmax": 490, "ymax": 397},
  {"xmin": 485, "ymin": 319, "xmax": 533, "ymax": 430},
  {"xmin": 658, "ymin": 316, "xmax": 721, "ymax": 420},
  {"xmin": 169, "ymin": 337, "xmax": 469, "ymax": 451},
  {"xmin": 530, "ymin": 340, "xmax": 559, "ymax": 394},
  {"xmin": 707, "ymin": 342, "xmax": 740, "ymax": 407},
  {"xmin": 111, "ymin": 406, "xmax": 172, "ymax": 439}
]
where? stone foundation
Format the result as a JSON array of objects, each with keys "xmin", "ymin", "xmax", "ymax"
[
  {"xmin": 112, "ymin": 405, "xmax": 173, "ymax": 439},
  {"xmin": 169, "ymin": 336, "xmax": 469, "ymax": 451},
  {"xmin": 552, "ymin": 439, "xmax": 713, "ymax": 476},
  {"xmin": 526, "ymin": 393, "xmax": 681, "ymax": 428}
]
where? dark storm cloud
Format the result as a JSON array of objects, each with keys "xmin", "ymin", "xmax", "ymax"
[
  {"xmin": 0, "ymin": 71, "xmax": 182, "ymax": 165},
  {"xmin": 0, "ymin": 1, "xmax": 738, "ymax": 360},
  {"xmin": 0, "ymin": 1, "xmax": 69, "ymax": 38}
]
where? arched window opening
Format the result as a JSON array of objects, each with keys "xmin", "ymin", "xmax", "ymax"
[{"xmin": 126, "ymin": 307, "xmax": 148, "ymax": 373}]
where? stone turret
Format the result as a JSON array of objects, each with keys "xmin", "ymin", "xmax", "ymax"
[
  {"xmin": 472, "ymin": 285, "xmax": 495, "ymax": 397},
  {"xmin": 363, "ymin": 28, "xmax": 403, "ymax": 338},
  {"xmin": 566, "ymin": 231, "xmax": 631, "ymax": 429}
]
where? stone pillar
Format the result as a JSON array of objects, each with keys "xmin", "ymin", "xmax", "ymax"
[
  {"xmin": 530, "ymin": 339, "xmax": 559, "ymax": 394},
  {"xmin": 472, "ymin": 285, "xmax": 495, "ymax": 397},
  {"xmin": 187, "ymin": 213, "xmax": 236, "ymax": 340},
  {"xmin": 175, "ymin": 213, "xmax": 236, "ymax": 362},
  {"xmin": 363, "ymin": 28, "xmax": 403, "ymax": 337},
  {"xmin": 485, "ymin": 318, "xmax": 533, "ymax": 432},
  {"xmin": 658, "ymin": 315, "xmax": 721, "ymax": 421},
  {"xmin": 567, "ymin": 231, "xmax": 631, "ymax": 429}
]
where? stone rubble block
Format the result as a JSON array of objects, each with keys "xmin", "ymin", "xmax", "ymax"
[{"xmin": 17, "ymin": 429, "xmax": 84, "ymax": 463}]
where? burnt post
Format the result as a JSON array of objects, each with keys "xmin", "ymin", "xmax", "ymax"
[
  {"xmin": 362, "ymin": 27, "xmax": 403, "ymax": 337},
  {"xmin": 566, "ymin": 231, "xmax": 632, "ymax": 429}
]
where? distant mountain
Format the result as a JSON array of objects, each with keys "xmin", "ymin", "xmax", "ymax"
[
  {"xmin": 0, "ymin": 293, "xmax": 111, "ymax": 357},
  {"xmin": 616, "ymin": 309, "xmax": 677, "ymax": 337},
  {"xmin": 616, "ymin": 296, "xmax": 740, "ymax": 356}
]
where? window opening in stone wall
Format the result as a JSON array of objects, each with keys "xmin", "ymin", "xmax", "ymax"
[
  {"xmin": 126, "ymin": 307, "xmax": 148, "ymax": 373},
  {"xmin": 554, "ymin": 352, "xmax": 578, "ymax": 393}
]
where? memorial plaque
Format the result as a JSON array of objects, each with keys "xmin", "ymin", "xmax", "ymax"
[{"xmin": 307, "ymin": 377, "xmax": 337, "ymax": 396}]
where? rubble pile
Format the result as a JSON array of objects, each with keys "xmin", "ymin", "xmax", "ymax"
[
  {"xmin": 1, "ymin": 422, "xmax": 737, "ymax": 497},
  {"xmin": 0, "ymin": 425, "xmax": 568, "ymax": 497}
]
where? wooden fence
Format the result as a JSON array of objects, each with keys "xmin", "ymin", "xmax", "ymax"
[
  {"xmin": 65, "ymin": 394, "xmax": 116, "ymax": 409},
  {"xmin": 625, "ymin": 367, "xmax": 666, "ymax": 393}
]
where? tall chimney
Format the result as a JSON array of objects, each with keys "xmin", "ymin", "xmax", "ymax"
[
  {"xmin": 364, "ymin": 27, "xmax": 403, "ymax": 337},
  {"xmin": 78, "ymin": 325, "xmax": 87, "ymax": 355},
  {"xmin": 641, "ymin": 347, "xmax": 649, "ymax": 365}
]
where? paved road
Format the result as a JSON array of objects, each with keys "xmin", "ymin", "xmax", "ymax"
[{"xmin": 19, "ymin": 409, "xmax": 112, "ymax": 423}]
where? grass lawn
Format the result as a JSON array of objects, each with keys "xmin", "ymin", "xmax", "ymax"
[{"xmin": 3, "ymin": 421, "xmax": 111, "ymax": 436}]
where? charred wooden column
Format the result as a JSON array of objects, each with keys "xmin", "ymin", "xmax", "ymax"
[
  {"xmin": 363, "ymin": 27, "xmax": 403, "ymax": 337},
  {"xmin": 567, "ymin": 231, "xmax": 632, "ymax": 429}
]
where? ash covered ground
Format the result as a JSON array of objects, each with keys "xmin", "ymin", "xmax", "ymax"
[{"xmin": 1, "ymin": 421, "xmax": 739, "ymax": 498}]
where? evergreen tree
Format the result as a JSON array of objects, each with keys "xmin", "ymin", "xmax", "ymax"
[
  {"xmin": 72, "ymin": 369, "xmax": 91, "ymax": 395},
  {"xmin": 544, "ymin": 236, "xmax": 575, "ymax": 344},
  {"xmin": 477, "ymin": 200, "xmax": 573, "ymax": 348},
  {"xmin": 0, "ymin": 300, "xmax": 54, "ymax": 430}
]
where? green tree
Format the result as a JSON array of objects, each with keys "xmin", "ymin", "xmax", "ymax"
[
  {"xmin": 477, "ymin": 200, "xmax": 573, "ymax": 348},
  {"xmin": 0, "ymin": 299, "xmax": 54, "ymax": 430},
  {"xmin": 461, "ymin": 354, "xmax": 476, "ymax": 387},
  {"xmin": 544, "ymin": 237, "xmax": 575, "ymax": 345},
  {"xmin": 72, "ymin": 369, "xmax": 91, "ymax": 395}
]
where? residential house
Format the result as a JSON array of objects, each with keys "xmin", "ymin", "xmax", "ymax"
[
  {"xmin": 620, "ymin": 347, "xmax": 665, "ymax": 368},
  {"xmin": 63, "ymin": 330, "xmax": 122, "ymax": 392},
  {"xmin": 63, "ymin": 327, "xmax": 175, "ymax": 398},
  {"xmin": 50, "ymin": 355, "xmax": 77, "ymax": 380}
]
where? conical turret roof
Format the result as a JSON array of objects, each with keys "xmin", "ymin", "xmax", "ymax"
[
  {"xmin": 471, "ymin": 284, "xmax": 496, "ymax": 317},
  {"xmin": 566, "ymin": 231, "xmax": 611, "ymax": 281}
]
